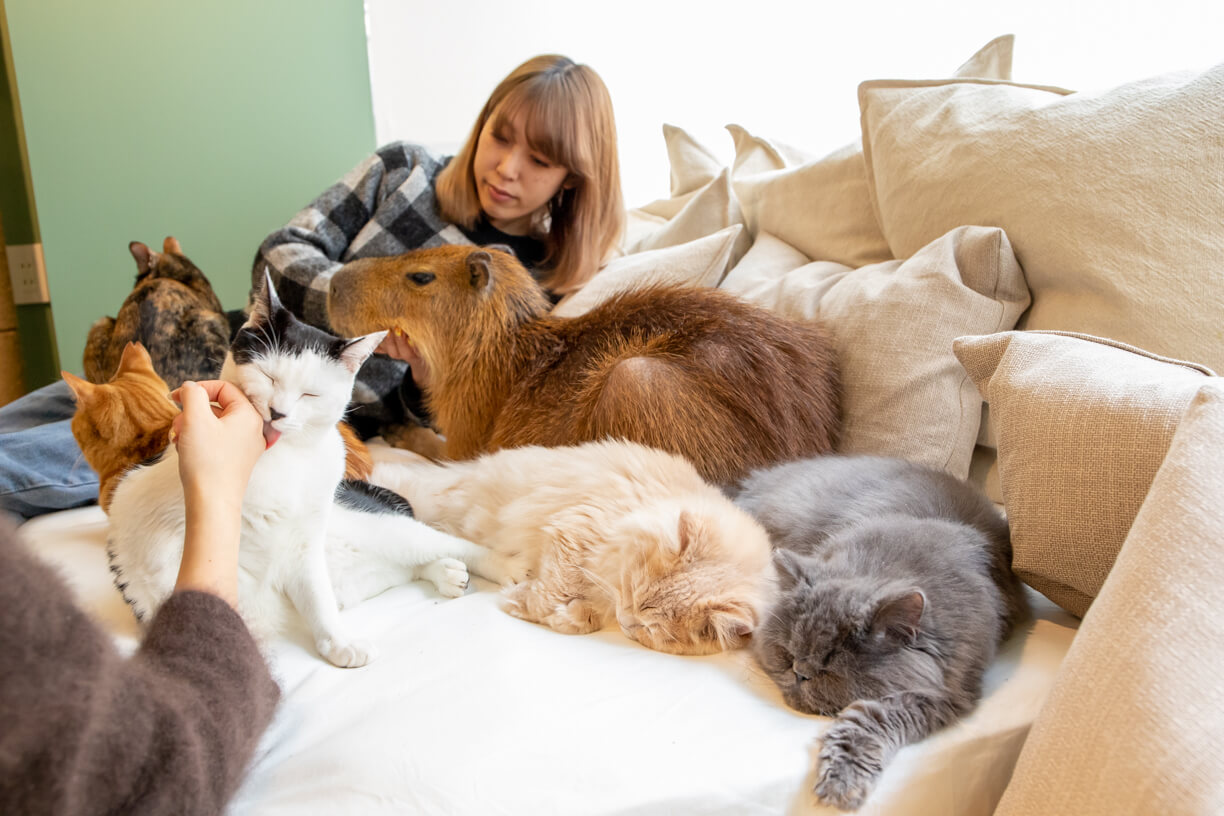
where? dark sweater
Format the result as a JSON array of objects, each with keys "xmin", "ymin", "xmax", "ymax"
[{"xmin": 0, "ymin": 522, "xmax": 280, "ymax": 815}]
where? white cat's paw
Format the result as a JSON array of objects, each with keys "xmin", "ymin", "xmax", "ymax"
[
  {"xmin": 420, "ymin": 557, "xmax": 469, "ymax": 598},
  {"xmin": 317, "ymin": 636, "xmax": 377, "ymax": 668},
  {"xmin": 477, "ymin": 549, "xmax": 534, "ymax": 586}
]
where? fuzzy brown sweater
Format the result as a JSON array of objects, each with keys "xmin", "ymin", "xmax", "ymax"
[{"xmin": 0, "ymin": 522, "xmax": 280, "ymax": 815}]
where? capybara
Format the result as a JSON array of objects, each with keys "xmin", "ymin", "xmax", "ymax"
[{"xmin": 327, "ymin": 245, "xmax": 840, "ymax": 486}]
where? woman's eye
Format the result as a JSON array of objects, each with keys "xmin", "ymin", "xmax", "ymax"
[
  {"xmin": 301, "ymin": 393, "xmax": 318, "ymax": 398},
  {"xmin": 408, "ymin": 272, "xmax": 435, "ymax": 286},
  {"xmin": 531, "ymin": 155, "xmax": 552, "ymax": 168}
]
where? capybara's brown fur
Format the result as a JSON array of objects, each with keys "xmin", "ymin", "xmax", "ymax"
[{"xmin": 327, "ymin": 245, "xmax": 841, "ymax": 485}]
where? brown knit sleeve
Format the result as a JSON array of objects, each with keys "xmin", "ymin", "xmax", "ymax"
[{"xmin": 0, "ymin": 525, "xmax": 280, "ymax": 816}]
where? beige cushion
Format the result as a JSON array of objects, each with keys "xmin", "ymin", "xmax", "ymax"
[
  {"xmin": 718, "ymin": 231, "xmax": 811, "ymax": 307},
  {"xmin": 726, "ymin": 225, "xmax": 1028, "ymax": 479},
  {"xmin": 556, "ymin": 225, "xmax": 742, "ymax": 318},
  {"xmin": 729, "ymin": 35, "xmax": 1015, "ymax": 269},
  {"xmin": 860, "ymin": 63, "xmax": 1224, "ymax": 372},
  {"xmin": 627, "ymin": 168, "xmax": 751, "ymax": 269},
  {"xmin": 995, "ymin": 380, "xmax": 1224, "ymax": 816},
  {"xmin": 954, "ymin": 331, "xmax": 1215, "ymax": 616},
  {"xmin": 663, "ymin": 123, "xmax": 723, "ymax": 197}
]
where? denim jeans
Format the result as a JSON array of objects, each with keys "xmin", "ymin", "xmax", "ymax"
[{"xmin": 0, "ymin": 381, "xmax": 99, "ymax": 522}]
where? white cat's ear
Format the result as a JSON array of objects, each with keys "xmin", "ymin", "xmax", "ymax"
[
  {"xmin": 772, "ymin": 549, "xmax": 806, "ymax": 590},
  {"xmin": 249, "ymin": 268, "xmax": 282, "ymax": 325},
  {"xmin": 871, "ymin": 589, "xmax": 926, "ymax": 644},
  {"xmin": 338, "ymin": 330, "xmax": 388, "ymax": 374}
]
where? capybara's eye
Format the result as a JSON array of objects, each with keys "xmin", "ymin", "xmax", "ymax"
[{"xmin": 408, "ymin": 272, "xmax": 435, "ymax": 286}]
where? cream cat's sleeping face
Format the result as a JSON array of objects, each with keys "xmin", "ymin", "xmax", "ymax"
[{"xmin": 611, "ymin": 501, "xmax": 775, "ymax": 656}]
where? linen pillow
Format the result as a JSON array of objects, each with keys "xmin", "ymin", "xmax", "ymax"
[
  {"xmin": 663, "ymin": 122, "xmax": 724, "ymax": 197},
  {"xmin": 553, "ymin": 225, "xmax": 742, "ymax": 318},
  {"xmin": 626, "ymin": 168, "xmax": 752, "ymax": 270},
  {"xmin": 954, "ymin": 331, "xmax": 1215, "ymax": 616},
  {"xmin": 726, "ymin": 225, "xmax": 1029, "ymax": 479},
  {"xmin": 718, "ymin": 231, "xmax": 811, "ymax": 309},
  {"xmin": 729, "ymin": 34, "xmax": 1015, "ymax": 269},
  {"xmin": 860, "ymin": 64, "xmax": 1224, "ymax": 372},
  {"xmin": 994, "ymin": 380, "xmax": 1224, "ymax": 816}
]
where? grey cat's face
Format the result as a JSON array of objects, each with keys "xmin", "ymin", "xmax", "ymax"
[{"xmin": 753, "ymin": 550, "xmax": 936, "ymax": 716}]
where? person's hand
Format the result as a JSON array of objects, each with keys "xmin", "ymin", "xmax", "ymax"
[
  {"xmin": 377, "ymin": 328, "xmax": 431, "ymax": 388},
  {"xmin": 169, "ymin": 380, "xmax": 265, "ymax": 506},
  {"xmin": 168, "ymin": 380, "xmax": 265, "ymax": 606}
]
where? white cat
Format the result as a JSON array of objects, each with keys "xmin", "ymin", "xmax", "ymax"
[
  {"xmin": 106, "ymin": 275, "xmax": 520, "ymax": 667},
  {"xmin": 369, "ymin": 440, "xmax": 776, "ymax": 655}
]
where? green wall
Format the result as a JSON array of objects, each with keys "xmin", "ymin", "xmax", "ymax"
[{"xmin": 3, "ymin": 0, "xmax": 375, "ymax": 379}]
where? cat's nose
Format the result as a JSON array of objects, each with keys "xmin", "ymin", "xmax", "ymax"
[{"xmin": 269, "ymin": 407, "xmax": 286, "ymax": 422}]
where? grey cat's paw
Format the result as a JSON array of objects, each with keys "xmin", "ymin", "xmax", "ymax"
[
  {"xmin": 420, "ymin": 557, "xmax": 469, "ymax": 598},
  {"xmin": 317, "ymin": 636, "xmax": 377, "ymax": 668},
  {"xmin": 814, "ymin": 718, "xmax": 883, "ymax": 811}
]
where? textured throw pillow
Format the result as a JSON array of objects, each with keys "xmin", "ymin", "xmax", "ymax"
[
  {"xmin": 663, "ymin": 122, "xmax": 723, "ymax": 197},
  {"xmin": 554, "ymin": 225, "xmax": 742, "ymax": 318},
  {"xmin": 726, "ymin": 225, "xmax": 1028, "ymax": 479},
  {"xmin": 627, "ymin": 168, "xmax": 751, "ymax": 268},
  {"xmin": 729, "ymin": 34, "xmax": 1015, "ymax": 269},
  {"xmin": 995, "ymin": 380, "xmax": 1224, "ymax": 816},
  {"xmin": 718, "ymin": 231, "xmax": 812, "ymax": 308},
  {"xmin": 860, "ymin": 63, "xmax": 1224, "ymax": 372},
  {"xmin": 954, "ymin": 331, "xmax": 1215, "ymax": 616}
]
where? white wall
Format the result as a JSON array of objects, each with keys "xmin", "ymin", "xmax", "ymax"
[{"xmin": 365, "ymin": 0, "xmax": 1222, "ymax": 208}]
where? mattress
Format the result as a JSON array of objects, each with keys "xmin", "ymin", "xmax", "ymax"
[{"xmin": 17, "ymin": 505, "xmax": 1079, "ymax": 816}]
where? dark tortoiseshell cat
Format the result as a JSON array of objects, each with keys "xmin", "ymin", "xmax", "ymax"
[
  {"xmin": 733, "ymin": 454, "xmax": 1030, "ymax": 811},
  {"xmin": 83, "ymin": 236, "xmax": 230, "ymax": 389}
]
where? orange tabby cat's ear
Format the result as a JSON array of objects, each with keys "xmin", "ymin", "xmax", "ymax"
[{"xmin": 62, "ymin": 370, "xmax": 94, "ymax": 403}]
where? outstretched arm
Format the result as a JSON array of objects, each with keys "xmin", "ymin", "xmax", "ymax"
[{"xmin": 170, "ymin": 379, "xmax": 266, "ymax": 608}]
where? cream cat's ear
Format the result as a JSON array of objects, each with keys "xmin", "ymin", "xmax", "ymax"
[
  {"xmin": 337, "ymin": 330, "xmax": 389, "ymax": 374},
  {"xmin": 699, "ymin": 599, "xmax": 757, "ymax": 648}
]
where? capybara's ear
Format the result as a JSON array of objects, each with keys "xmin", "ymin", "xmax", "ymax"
[{"xmin": 467, "ymin": 250, "xmax": 494, "ymax": 295}]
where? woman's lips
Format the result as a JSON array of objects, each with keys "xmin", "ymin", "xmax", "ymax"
[{"xmin": 486, "ymin": 183, "xmax": 515, "ymax": 203}]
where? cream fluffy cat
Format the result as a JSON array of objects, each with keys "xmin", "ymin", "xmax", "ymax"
[{"xmin": 370, "ymin": 440, "xmax": 776, "ymax": 655}]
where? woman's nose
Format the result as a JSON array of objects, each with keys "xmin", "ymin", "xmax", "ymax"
[{"xmin": 497, "ymin": 149, "xmax": 520, "ymax": 180}]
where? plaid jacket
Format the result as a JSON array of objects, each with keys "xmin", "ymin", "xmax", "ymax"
[{"xmin": 251, "ymin": 142, "xmax": 544, "ymax": 431}]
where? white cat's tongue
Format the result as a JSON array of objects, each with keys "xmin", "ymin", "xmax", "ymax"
[{"xmin": 263, "ymin": 421, "xmax": 282, "ymax": 449}]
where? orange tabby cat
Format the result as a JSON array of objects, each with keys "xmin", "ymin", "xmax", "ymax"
[
  {"xmin": 63, "ymin": 342, "xmax": 179, "ymax": 513},
  {"xmin": 65, "ymin": 342, "xmax": 373, "ymax": 513}
]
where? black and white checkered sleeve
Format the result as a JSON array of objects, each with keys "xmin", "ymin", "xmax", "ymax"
[{"xmin": 252, "ymin": 151, "xmax": 391, "ymax": 330}]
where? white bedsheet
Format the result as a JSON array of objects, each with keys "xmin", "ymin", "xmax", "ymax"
[{"xmin": 18, "ymin": 506, "xmax": 1079, "ymax": 816}]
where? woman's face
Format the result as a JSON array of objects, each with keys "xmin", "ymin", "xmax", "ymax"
[{"xmin": 472, "ymin": 105, "xmax": 570, "ymax": 235}]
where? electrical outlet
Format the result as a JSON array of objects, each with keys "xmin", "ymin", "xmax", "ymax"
[{"xmin": 6, "ymin": 244, "xmax": 50, "ymax": 304}]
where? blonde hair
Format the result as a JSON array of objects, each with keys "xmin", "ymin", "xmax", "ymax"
[{"xmin": 436, "ymin": 54, "xmax": 624, "ymax": 294}]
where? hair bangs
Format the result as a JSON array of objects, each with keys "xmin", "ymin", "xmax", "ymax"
[{"xmin": 496, "ymin": 81, "xmax": 592, "ymax": 181}]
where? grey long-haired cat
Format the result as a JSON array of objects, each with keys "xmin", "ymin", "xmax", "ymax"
[
  {"xmin": 732, "ymin": 455, "xmax": 1029, "ymax": 811},
  {"xmin": 106, "ymin": 273, "xmax": 521, "ymax": 667}
]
